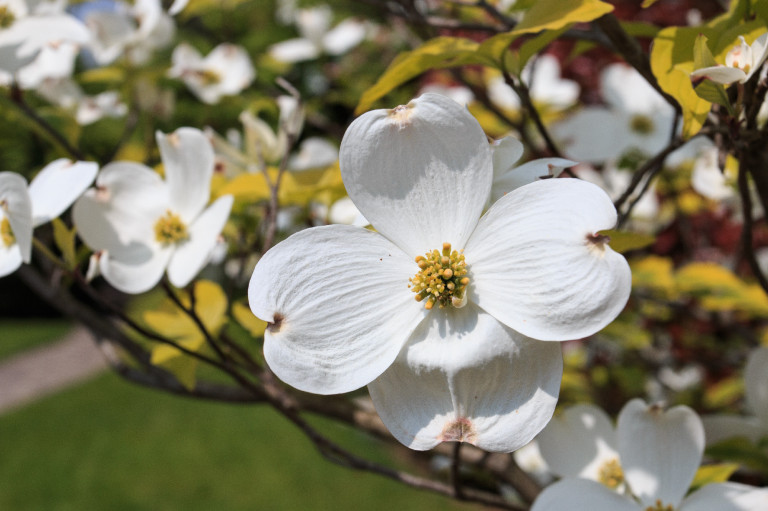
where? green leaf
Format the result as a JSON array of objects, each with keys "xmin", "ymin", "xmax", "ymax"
[
  {"xmin": 693, "ymin": 34, "xmax": 718, "ymax": 69},
  {"xmin": 355, "ymin": 37, "xmax": 491, "ymax": 115},
  {"xmin": 690, "ymin": 463, "xmax": 740, "ymax": 491},
  {"xmin": 707, "ymin": 437, "xmax": 768, "ymax": 473},
  {"xmin": 620, "ymin": 21, "xmax": 661, "ymax": 38},
  {"xmin": 599, "ymin": 229, "xmax": 655, "ymax": 253},
  {"xmin": 693, "ymin": 80, "xmax": 734, "ymax": 113},
  {"xmin": 51, "ymin": 218, "xmax": 77, "ymax": 270}
]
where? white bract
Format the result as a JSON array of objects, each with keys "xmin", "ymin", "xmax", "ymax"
[
  {"xmin": 0, "ymin": 158, "xmax": 97, "ymax": 277},
  {"xmin": 552, "ymin": 63, "xmax": 675, "ymax": 164},
  {"xmin": 702, "ymin": 346, "xmax": 768, "ymax": 446},
  {"xmin": 73, "ymin": 128, "xmax": 233, "ymax": 294},
  {"xmin": 487, "ymin": 54, "xmax": 580, "ymax": 112},
  {"xmin": 168, "ymin": 42, "xmax": 255, "ymax": 105},
  {"xmin": 268, "ymin": 4, "xmax": 367, "ymax": 64},
  {"xmin": 690, "ymin": 33, "xmax": 768, "ymax": 85},
  {"xmin": 532, "ymin": 399, "xmax": 768, "ymax": 511},
  {"xmin": 37, "ymin": 77, "xmax": 127, "ymax": 125},
  {"xmin": 249, "ymin": 93, "xmax": 631, "ymax": 452}
]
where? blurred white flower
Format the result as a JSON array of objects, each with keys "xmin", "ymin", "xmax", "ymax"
[
  {"xmin": 691, "ymin": 32, "xmax": 768, "ymax": 85},
  {"xmin": 37, "ymin": 77, "xmax": 127, "ymax": 125},
  {"xmin": 73, "ymin": 128, "xmax": 233, "ymax": 294},
  {"xmin": 168, "ymin": 42, "xmax": 255, "ymax": 105},
  {"xmin": 328, "ymin": 196, "xmax": 368, "ymax": 227},
  {"xmin": 0, "ymin": 0, "xmax": 90, "ymax": 78},
  {"xmin": 288, "ymin": 137, "xmax": 338, "ymax": 171},
  {"xmin": 418, "ymin": 83, "xmax": 474, "ymax": 106},
  {"xmin": 533, "ymin": 399, "xmax": 768, "ymax": 511},
  {"xmin": 268, "ymin": 4, "xmax": 367, "ymax": 64},
  {"xmin": 249, "ymin": 93, "xmax": 631, "ymax": 451},
  {"xmin": 576, "ymin": 162, "xmax": 659, "ymax": 223},
  {"xmin": 537, "ymin": 404, "xmax": 623, "ymax": 489},
  {"xmin": 0, "ymin": 159, "xmax": 97, "ymax": 276},
  {"xmin": 552, "ymin": 64, "xmax": 675, "ymax": 164},
  {"xmin": 702, "ymin": 347, "xmax": 768, "ymax": 446},
  {"xmin": 487, "ymin": 55, "xmax": 579, "ymax": 112}
]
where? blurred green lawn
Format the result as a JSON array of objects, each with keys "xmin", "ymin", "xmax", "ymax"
[
  {"xmin": 0, "ymin": 332, "xmax": 470, "ymax": 510},
  {"xmin": 0, "ymin": 319, "xmax": 72, "ymax": 359}
]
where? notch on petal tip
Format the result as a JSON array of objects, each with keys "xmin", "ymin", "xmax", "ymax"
[
  {"xmin": 438, "ymin": 417, "xmax": 477, "ymax": 444},
  {"xmin": 387, "ymin": 103, "xmax": 414, "ymax": 128},
  {"xmin": 586, "ymin": 232, "xmax": 611, "ymax": 255},
  {"xmin": 166, "ymin": 132, "xmax": 182, "ymax": 147},
  {"xmin": 268, "ymin": 312, "xmax": 285, "ymax": 333}
]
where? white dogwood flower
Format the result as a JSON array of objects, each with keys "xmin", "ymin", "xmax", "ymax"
[
  {"xmin": 532, "ymin": 399, "xmax": 768, "ymax": 511},
  {"xmin": 249, "ymin": 93, "xmax": 631, "ymax": 451},
  {"xmin": 487, "ymin": 54, "xmax": 580, "ymax": 112},
  {"xmin": 703, "ymin": 346, "xmax": 768, "ymax": 445},
  {"xmin": 168, "ymin": 42, "xmax": 255, "ymax": 105},
  {"xmin": 691, "ymin": 33, "xmax": 768, "ymax": 85},
  {"xmin": 537, "ymin": 403, "xmax": 624, "ymax": 489},
  {"xmin": 0, "ymin": 158, "xmax": 97, "ymax": 276},
  {"xmin": 552, "ymin": 64, "xmax": 675, "ymax": 164},
  {"xmin": 73, "ymin": 128, "xmax": 233, "ymax": 294},
  {"xmin": 268, "ymin": 4, "xmax": 367, "ymax": 64}
]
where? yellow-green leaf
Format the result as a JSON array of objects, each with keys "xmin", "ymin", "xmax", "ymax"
[
  {"xmin": 650, "ymin": 26, "xmax": 712, "ymax": 138},
  {"xmin": 704, "ymin": 375, "xmax": 744, "ymax": 408},
  {"xmin": 51, "ymin": 218, "xmax": 77, "ymax": 270},
  {"xmin": 690, "ymin": 463, "xmax": 740, "ymax": 492},
  {"xmin": 355, "ymin": 37, "xmax": 491, "ymax": 115},
  {"xmin": 150, "ymin": 343, "xmax": 199, "ymax": 390},
  {"xmin": 513, "ymin": 0, "xmax": 614, "ymax": 35},
  {"xmin": 599, "ymin": 229, "xmax": 655, "ymax": 253},
  {"xmin": 693, "ymin": 34, "xmax": 718, "ymax": 69},
  {"xmin": 232, "ymin": 299, "xmax": 267, "ymax": 338},
  {"xmin": 641, "ymin": 0, "xmax": 661, "ymax": 7}
]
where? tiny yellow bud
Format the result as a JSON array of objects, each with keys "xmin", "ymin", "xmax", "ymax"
[{"xmin": 442, "ymin": 268, "xmax": 453, "ymax": 279}]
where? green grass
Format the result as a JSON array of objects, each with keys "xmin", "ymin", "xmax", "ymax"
[
  {"xmin": 0, "ymin": 373, "xmax": 471, "ymax": 511},
  {"xmin": 0, "ymin": 319, "xmax": 71, "ymax": 360}
]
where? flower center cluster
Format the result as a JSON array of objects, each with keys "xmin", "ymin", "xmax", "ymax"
[
  {"xmin": 195, "ymin": 69, "xmax": 222, "ymax": 85},
  {"xmin": 0, "ymin": 216, "xmax": 15, "ymax": 248},
  {"xmin": 154, "ymin": 210, "xmax": 189, "ymax": 245},
  {"xmin": 630, "ymin": 114, "xmax": 654, "ymax": 135},
  {"xmin": 409, "ymin": 242, "xmax": 469, "ymax": 310},
  {"xmin": 645, "ymin": 500, "xmax": 675, "ymax": 511},
  {"xmin": 597, "ymin": 458, "xmax": 624, "ymax": 489},
  {"xmin": 0, "ymin": 6, "xmax": 15, "ymax": 28}
]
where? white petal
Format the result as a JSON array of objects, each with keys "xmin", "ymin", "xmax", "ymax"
[
  {"xmin": 28, "ymin": 159, "xmax": 98, "ymax": 226},
  {"xmin": 268, "ymin": 38, "xmax": 320, "ymax": 63},
  {"xmin": 528, "ymin": 55, "xmax": 580, "ymax": 109},
  {"xmin": 368, "ymin": 303, "xmax": 561, "ymax": 452},
  {"xmin": 537, "ymin": 403, "xmax": 618, "ymax": 480},
  {"xmin": 168, "ymin": 42, "xmax": 203, "ymax": 76},
  {"xmin": 0, "ymin": 171, "xmax": 32, "ymax": 263},
  {"xmin": 690, "ymin": 66, "xmax": 747, "ymax": 85},
  {"xmin": 99, "ymin": 246, "xmax": 173, "ymax": 294},
  {"xmin": 701, "ymin": 414, "xmax": 766, "ymax": 445},
  {"xmin": 487, "ymin": 75, "xmax": 521, "ymax": 111},
  {"xmin": 466, "ymin": 178, "xmax": 631, "ymax": 341},
  {"xmin": 617, "ymin": 399, "xmax": 705, "ymax": 509},
  {"xmin": 491, "ymin": 136, "xmax": 524, "ymax": 181},
  {"xmin": 340, "ymin": 93, "xmax": 492, "ymax": 256},
  {"xmin": 491, "ymin": 157, "xmax": 577, "ymax": 201},
  {"xmin": 552, "ymin": 108, "xmax": 628, "ymax": 163},
  {"xmin": 156, "ymin": 127, "xmax": 214, "ymax": 222},
  {"xmin": 680, "ymin": 482, "xmax": 768, "ymax": 511},
  {"xmin": 745, "ymin": 346, "xmax": 768, "ymax": 424},
  {"xmin": 601, "ymin": 63, "xmax": 669, "ymax": 115},
  {"xmin": 248, "ymin": 225, "xmax": 426, "ymax": 395},
  {"xmin": 168, "ymin": 0, "xmax": 188, "ymax": 15},
  {"xmin": 288, "ymin": 137, "xmax": 338, "ymax": 171},
  {"xmin": 321, "ymin": 18, "xmax": 366, "ymax": 56},
  {"xmin": 203, "ymin": 43, "xmax": 255, "ymax": 98},
  {"xmin": 531, "ymin": 478, "xmax": 639, "ymax": 511},
  {"xmin": 72, "ymin": 162, "xmax": 168, "ymax": 256},
  {"xmin": 0, "ymin": 243, "xmax": 23, "ymax": 277},
  {"xmin": 374, "ymin": 308, "xmax": 562, "ymax": 453},
  {"xmin": 167, "ymin": 195, "xmax": 233, "ymax": 288}
]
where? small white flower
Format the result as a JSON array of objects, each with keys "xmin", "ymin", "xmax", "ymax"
[
  {"xmin": 552, "ymin": 64, "xmax": 675, "ymax": 164},
  {"xmin": 488, "ymin": 54, "xmax": 580, "ymax": 112},
  {"xmin": 37, "ymin": 78, "xmax": 127, "ymax": 125},
  {"xmin": 168, "ymin": 42, "xmax": 255, "ymax": 105},
  {"xmin": 691, "ymin": 33, "xmax": 768, "ymax": 85},
  {"xmin": 702, "ymin": 346, "xmax": 768, "ymax": 446},
  {"xmin": 576, "ymin": 162, "xmax": 659, "ymax": 223},
  {"xmin": 73, "ymin": 128, "xmax": 233, "ymax": 294},
  {"xmin": 249, "ymin": 93, "xmax": 631, "ymax": 451},
  {"xmin": 537, "ymin": 404, "xmax": 623, "ymax": 488},
  {"xmin": 0, "ymin": 158, "xmax": 97, "ymax": 276},
  {"xmin": 288, "ymin": 137, "xmax": 338, "ymax": 171},
  {"xmin": 268, "ymin": 4, "xmax": 367, "ymax": 64},
  {"xmin": 532, "ymin": 399, "xmax": 768, "ymax": 511}
]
